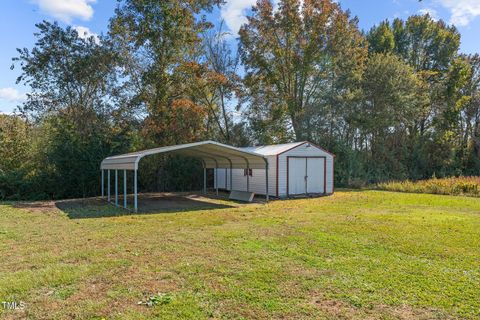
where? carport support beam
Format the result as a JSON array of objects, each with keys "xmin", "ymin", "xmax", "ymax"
[
  {"xmin": 101, "ymin": 169, "xmax": 104, "ymax": 198},
  {"xmin": 107, "ymin": 170, "xmax": 110, "ymax": 202},
  {"xmin": 203, "ymin": 164, "xmax": 206, "ymax": 195},
  {"xmin": 134, "ymin": 169, "xmax": 138, "ymax": 213},
  {"xmin": 211, "ymin": 158, "xmax": 219, "ymax": 196},
  {"xmin": 247, "ymin": 163, "xmax": 250, "ymax": 192},
  {"xmin": 230, "ymin": 161, "xmax": 233, "ymax": 191},
  {"xmin": 264, "ymin": 159, "xmax": 269, "ymax": 202},
  {"xmin": 115, "ymin": 169, "xmax": 118, "ymax": 206},
  {"xmin": 123, "ymin": 170, "xmax": 127, "ymax": 209},
  {"xmin": 215, "ymin": 165, "xmax": 219, "ymax": 196}
]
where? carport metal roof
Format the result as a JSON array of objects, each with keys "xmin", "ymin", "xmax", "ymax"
[{"xmin": 100, "ymin": 140, "xmax": 267, "ymax": 170}]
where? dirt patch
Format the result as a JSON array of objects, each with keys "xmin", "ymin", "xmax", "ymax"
[
  {"xmin": 310, "ymin": 295, "xmax": 449, "ymax": 320},
  {"xmin": 13, "ymin": 200, "xmax": 58, "ymax": 214}
]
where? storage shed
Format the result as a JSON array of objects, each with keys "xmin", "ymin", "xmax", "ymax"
[{"xmin": 214, "ymin": 141, "xmax": 335, "ymax": 197}]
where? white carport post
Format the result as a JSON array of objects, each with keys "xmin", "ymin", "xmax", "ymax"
[
  {"xmin": 264, "ymin": 159, "xmax": 269, "ymax": 202},
  {"xmin": 227, "ymin": 159, "xmax": 232, "ymax": 192},
  {"xmin": 230, "ymin": 162, "xmax": 233, "ymax": 191},
  {"xmin": 123, "ymin": 170, "xmax": 127, "ymax": 209},
  {"xmin": 134, "ymin": 169, "xmax": 138, "ymax": 212},
  {"xmin": 101, "ymin": 170, "xmax": 104, "ymax": 198},
  {"xmin": 107, "ymin": 170, "xmax": 111, "ymax": 202},
  {"xmin": 246, "ymin": 161, "xmax": 250, "ymax": 192},
  {"xmin": 202, "ymin": 161, "xmax": 207, "ymax": 194},
  {"xmin": 215, "ymin": 162, "xmax": 219, "ymax": 196},
  {"xmin": 115, "ymin": 169, "xmax": 118, "ymax": 206}
]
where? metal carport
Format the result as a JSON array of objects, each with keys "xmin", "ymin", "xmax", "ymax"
[{"xmin": 100, "ymin": 140, "xmax": 269, "ymax": 212}]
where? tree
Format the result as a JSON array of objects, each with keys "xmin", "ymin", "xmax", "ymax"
[
  {"xmin": 109, "ymin": 0, "xmax": 222, "ymax": 146},
  {"xmin": 200, "ymin": 22, "xmax": 241, "ymax": 144},
  {"xmin": 367, "ymin": 21, "xmax": 395, "ymax": 54},
  {"xmin": 365, "ymin": 14, "xmax": 469, "ymax": 179},
  {"xmin": 239, "ymin": 0, "xmax": 367, "ymax": 143},
  {"xmin": 108, "ymin": 0, "xmax": 225, "ymax": 193},
  {"xmin": 464, "ymin": 55, "xmax": 480, "ymax": 162},
  {"xmin": 11, "ymin": 21, "xmax": 133, "ymax": 199},
  {"xmin": 392, "ymin": 15, "xmax": 460, "ymax": 74},
  {"xmin": 360, "ymin": 53, "xmax": 428, "ymax": 180},
  {"xmin": 0, "ymin": 115, "xmax": 32, "ymax": 199},
  {"xmin": 14, "ymin": 21, "xmax": 120, "ymax": 124},
  {"xmin": 368, "ymin": 15, "xmax": 460, "ymax": 136}
]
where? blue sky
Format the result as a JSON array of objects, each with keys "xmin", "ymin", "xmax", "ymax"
[{"xmin": 1, "ymin": 0, "xmax": 479, "ymax": 114}]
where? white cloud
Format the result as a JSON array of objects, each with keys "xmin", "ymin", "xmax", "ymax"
[
  {"xmin": 435, "ymin": 0, "xmax": 480, "ymax": 26},
  {"xmin": 32, "ymin": 0, "xmax": 96, "ymax": 23},
  {"xmin": 418, "ymin": 8, "xmax": 439, "ymax": 20},
  {"xmin": 221, "ymin": 0, "xmax": 257, "ymax": 34},
  {"xmin": 74, "ymin": 25, "xmax": 99, "ymax": 43},
  {"xmin": 0, "ymin": 87, "xmax": 26, "ymax": 103}
]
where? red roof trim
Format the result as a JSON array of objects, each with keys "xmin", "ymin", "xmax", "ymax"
[
  {"xmin": 277, "ymin": 141, "xmax": 336, "ymax": 157},
  {"xmin": 307, "ymin": 141, "xmax": 336, "ymax": 158}
]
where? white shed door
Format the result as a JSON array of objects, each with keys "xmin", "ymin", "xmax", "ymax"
[
  {"xmin": 288, "ymin": 157, "xmax": 325, "ymax": 195},
  {"xmin": 306, "ymin": 158, "xmax": 325, "ymax": 194},
  {"xmin": 288, "ymin": 158, "xmax": 307, "ymax": 195}
]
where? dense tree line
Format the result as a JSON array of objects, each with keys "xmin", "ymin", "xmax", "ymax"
[{"xmin": 1, "ymin": 0, "xmax": 479, "ymax": 200}]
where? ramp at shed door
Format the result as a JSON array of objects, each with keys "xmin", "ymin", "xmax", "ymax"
[{"xmin": 229, "ymin": 191, "xmax": 255, "ymax": 202}]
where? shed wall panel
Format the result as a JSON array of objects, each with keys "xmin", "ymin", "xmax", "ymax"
[{"xmin": 214, "ymin": 156, "xmax": 276, "ymax": 196}]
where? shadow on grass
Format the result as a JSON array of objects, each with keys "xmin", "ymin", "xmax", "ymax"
[{"xmin": 55, "ymin": 194, "xmax": 235, "ymax": 219}]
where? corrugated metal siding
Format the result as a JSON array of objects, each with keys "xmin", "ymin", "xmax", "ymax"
[
  {"xmin": 214, "ymin": 155, "xmax": 276, "ymax": 196},
  {"xmin": 277, "ymin": 143, "xmax": 334, "ymax": 196},
  {"xmin": 215, "ymin": 168, "xmax": 229, "ymax": 189}
]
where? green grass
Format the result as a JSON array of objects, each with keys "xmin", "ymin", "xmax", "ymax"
[
  {"xmin": 377, "ymin": 176, "xmax": 480, "ymax": 197},
  {"xmin": 0, "ymin": 190, "xmax": 479, "ymax": 319}
]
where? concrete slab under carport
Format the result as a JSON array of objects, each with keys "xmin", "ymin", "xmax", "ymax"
[{"xmin": 110, "ymin": 192, "xmax": 241, "ymax": 213}]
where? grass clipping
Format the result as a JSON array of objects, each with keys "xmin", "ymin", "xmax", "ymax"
[{"xmin": 377, "ymin": 176, "xmax": 480, "ymax": 197}]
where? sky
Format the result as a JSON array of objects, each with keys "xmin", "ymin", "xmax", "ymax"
[{"xmin": 1, "ymin": 0, "xmax": 480, "ymax": 114}]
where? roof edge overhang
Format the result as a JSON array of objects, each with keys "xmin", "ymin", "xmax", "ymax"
[
  {"xmin": 100, "ymin": 140, "xmax": 268, "ymax": 171},
  {"xmin": 276, "ymin": 141, "xmax": 336, "ymax": 158}
]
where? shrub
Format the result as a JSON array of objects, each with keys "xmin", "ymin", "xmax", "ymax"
[{"xmin": 376, "ymin": 176, "xmax": 480, "ymax": 197}]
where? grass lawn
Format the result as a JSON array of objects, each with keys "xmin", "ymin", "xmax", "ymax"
[{"xmin": 0, "ymin": 190, "xmax": 479, "ymax": 319}]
